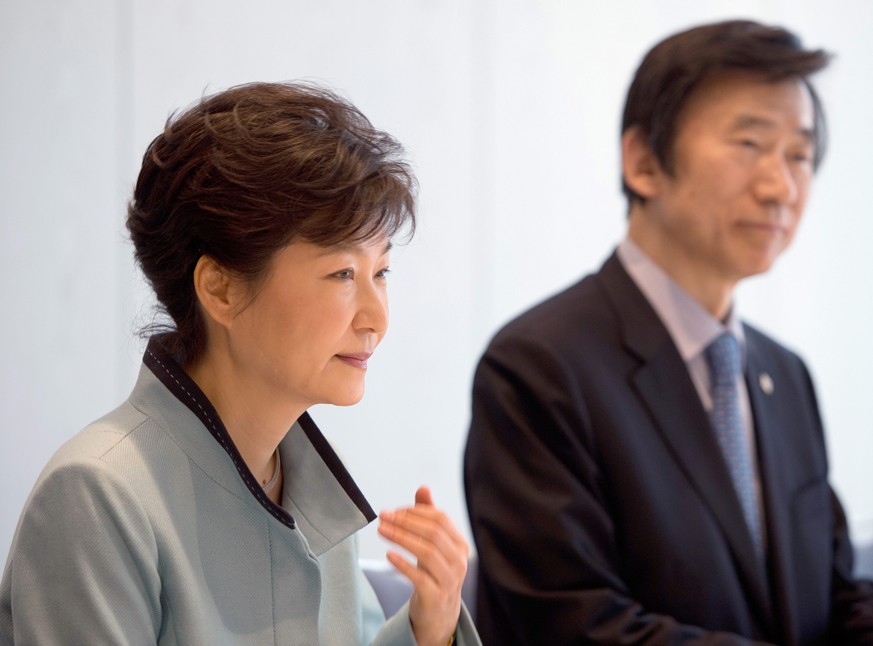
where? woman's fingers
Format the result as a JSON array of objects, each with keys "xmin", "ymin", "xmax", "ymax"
[
  {"xmin": 414, "ymin": 484, "xmax": 433, "ymax": 506},
  {"xmin": 381, "ymin": 500, "xmax": 468, "ymax": 553},
  {"xmin": 379, "ymin": 510, "xmax": 458, "ymax": 554},
  {"xmin": 377, "ymin": 488, "xmax": 469, "ymax": 583},
  {"xmin": 377, "ymin": 487, "xmax": 469, "ymax": 646},
  {"xmin": 378, "ymin": 515, "xmax": 467, "ymax": 592}
]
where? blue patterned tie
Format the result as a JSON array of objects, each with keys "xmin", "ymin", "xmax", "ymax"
[{"xmin": 705, "ymin": 333, "xmax": 764, "ymax": 558}]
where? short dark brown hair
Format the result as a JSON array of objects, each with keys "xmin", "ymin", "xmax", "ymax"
[
  {"xmin": 127, "ymin": 81, "xmax": 417, "ymax": 364},
  {"xmin": 621, "ymin": 19, "xmax": 832, "ymax": 205}
]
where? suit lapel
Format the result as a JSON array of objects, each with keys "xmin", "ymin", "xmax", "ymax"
[
  {"xmin": 745, "ymin": 332, "xmax": 797, "ymax": 645},
  {"xmin": 596, "ymin": 254, "xmax": 773, "ymax": 623}
]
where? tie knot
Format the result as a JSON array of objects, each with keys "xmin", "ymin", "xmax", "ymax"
[{"xmin": 705, "ymin": 333, "xmax": 741, "ymax": 387}]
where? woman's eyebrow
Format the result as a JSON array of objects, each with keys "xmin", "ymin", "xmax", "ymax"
[{"xmin": 318, "ymin": 240, "xmax": 393, "ymax": 256}]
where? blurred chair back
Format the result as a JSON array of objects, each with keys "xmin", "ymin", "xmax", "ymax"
[{"xmin": 857, "ymin": 540, "xmax": 873, "ymax": 579}]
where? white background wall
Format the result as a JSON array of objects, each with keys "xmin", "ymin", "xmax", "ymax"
[{"xmin": 2, "ymin": 0, "xmax": 871, "ymax": 570}]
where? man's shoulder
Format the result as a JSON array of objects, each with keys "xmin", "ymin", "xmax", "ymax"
[
  {"xmin": 481, "ymin": 260, "xmax": 633, "ymax": 366},
  {"xmin": 495, "ymin": 272, "xmax": 605, "ymax": 335},
  {"xmin": 742, "ymin": 321, "xmax": 805, "ymax": 364}
]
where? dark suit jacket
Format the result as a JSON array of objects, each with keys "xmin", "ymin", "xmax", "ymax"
[{"xmin": 464, "ymin": 253, "xmax": 873, "ymax": 645}]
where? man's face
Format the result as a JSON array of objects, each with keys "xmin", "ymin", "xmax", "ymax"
[{"xmin": 636, "ymin": 72, "xmax": 815, "ymax": 293}]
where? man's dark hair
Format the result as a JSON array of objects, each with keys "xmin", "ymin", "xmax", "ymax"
[{"xmin": 621, "ymin": 19, "xmax": 831, "ymax": 205}]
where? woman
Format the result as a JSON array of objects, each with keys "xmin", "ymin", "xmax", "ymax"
[{"xmin": 0, "ymin": 82, "xmax": 478, "ymax": 645}]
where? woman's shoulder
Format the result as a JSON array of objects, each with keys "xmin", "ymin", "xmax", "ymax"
[
  {"xmin": 17, "ymin": 400, "xmax": 182, "ymax": 548},
  {"xmin": 47, "ymin": 400, "xmax": 152, "ymax": 469},
  {"xmin": 36, "ymin": 397, "xmax": 184, "ymax": 500}
]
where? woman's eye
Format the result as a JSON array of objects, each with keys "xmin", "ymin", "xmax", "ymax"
[
  {"xmin": 376, "ymin": 267, "xmax": 391, "ymax": 280},
  {"xmin": 333, "ymin": 269, "xmax": 354, "ymax": 280}
]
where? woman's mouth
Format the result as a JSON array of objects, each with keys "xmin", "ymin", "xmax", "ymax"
[{"xmin": 336, "ymin": 353, "xmax": 371, "ymax": 369}]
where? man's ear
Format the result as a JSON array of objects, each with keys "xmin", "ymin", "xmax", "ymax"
[
  {"xmin": 192, "ymin": 255, "xmax": 238, "ymax": 330},
  {"xmin": 621, "ymin": 126, "xmax": 663, "ymax": 201}
]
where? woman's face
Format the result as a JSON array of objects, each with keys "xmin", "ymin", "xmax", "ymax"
[{"xmin": 226, "ymin": 235, "xmax": 391, "ymax": 414}]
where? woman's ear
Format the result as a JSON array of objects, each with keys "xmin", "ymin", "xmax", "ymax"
[
  {"xmin": 621, "ymin": 126, "xmax": 663, "ymax": 201},
  {"xmin": 192, "ymin": 256, "xmax": 238, "ymax": 330}
]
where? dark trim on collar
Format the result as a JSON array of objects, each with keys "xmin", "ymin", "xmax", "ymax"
[
  {"xmin": 142, "ymin": 336, "xmax": 296, "ymax": 530},
  {"xmin": 298, "ymin": 414, "xmax": 376, "ymax": 523}
]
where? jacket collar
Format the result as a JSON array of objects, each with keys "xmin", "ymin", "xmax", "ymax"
[{"xmin": 137, "ymin": 336, "xmax": 375, "ymax": 555}]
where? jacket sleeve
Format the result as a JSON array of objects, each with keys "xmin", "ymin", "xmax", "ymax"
[
  {"xmin": 371, "ymin": 601, "xmax": 480, "ymax": 646},
  {"xmin": 1, "ymin": 457, "xmax": 162, "ymax": 645},
  {"xmin": 464, "ymin": 335, "xmax": 773, "ymax": 645},
  {"xmin": 828, "ymin": 487, "xmax": 873, "ymax": 644},
  {"xmin": 789, "ymin": 357, "xmax": 873, "ymax": 645}
]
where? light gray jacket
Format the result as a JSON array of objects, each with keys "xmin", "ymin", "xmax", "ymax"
[{"xmin": 1, "ymin": 339, "xmax": 478, "ymax": 645}]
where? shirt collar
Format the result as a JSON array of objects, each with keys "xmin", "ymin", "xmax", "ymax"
[{"xmin": 616, "ymin": 238, "xmax": 745, "ymax": 362}]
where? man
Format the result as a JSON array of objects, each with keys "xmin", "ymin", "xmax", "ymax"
[{"xmin": 464, "ymin": 19, "xmax": 873, "ymax": 645}]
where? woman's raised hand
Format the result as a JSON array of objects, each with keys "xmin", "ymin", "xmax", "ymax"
[{"xmin": 378, "ymin": 486, "xmax": 469, "ymax": 646}]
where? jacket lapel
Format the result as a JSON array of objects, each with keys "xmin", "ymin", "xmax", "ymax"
[
  {"xmin": 745, "ymin": 332, "xmax": 797, "ymax": 645},
  {"xmin": 597, "ymin": 254, "xmax": 773, "ymax": 623}
]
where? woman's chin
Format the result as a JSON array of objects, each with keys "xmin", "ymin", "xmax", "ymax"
[{"xmin": 327, "ymin": 389, "xmax": 366, "ymax": 408}]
